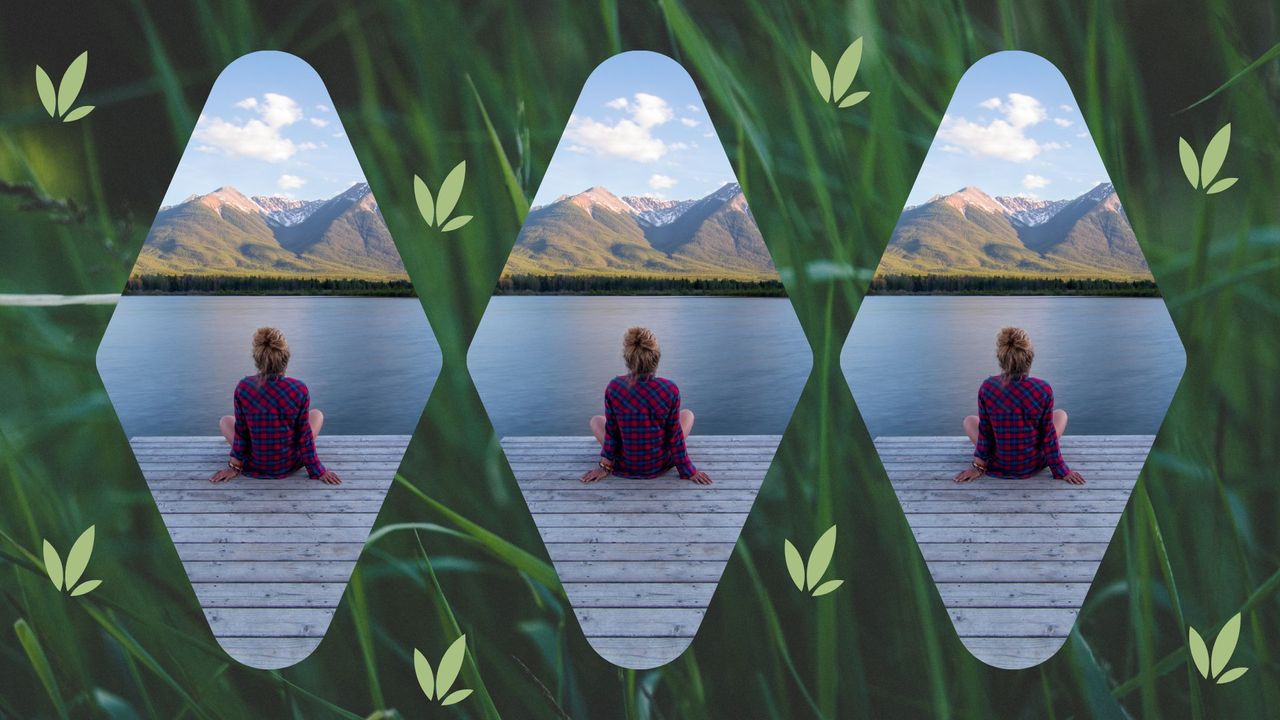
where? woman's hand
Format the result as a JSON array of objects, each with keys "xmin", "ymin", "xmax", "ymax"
[
  {"xmin": 317, "ymin": 470, "xmax": 343, "ymax": 485},
  {"xmin": 209, "ymin": 468, "xmax": 239, "ymax": 484},
  {"xmin": 580, "ymin": 467, "xmax": 610, "ymax": 484},
  {"xmin": 953, "ymin": 467, "xmax": 984, "ymax": 483},
  {"xmin": 687, "ymin": 471, "xmax": 713, "ymax": 485},
  {"xmin": 1060, "ymin": 470, "xmax": 1086, "ymax": 485}
]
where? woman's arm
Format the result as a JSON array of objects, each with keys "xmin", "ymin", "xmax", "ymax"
[
  {"xmin": 665, "ymin": 396, "xmax": 699, "ymax": 480},
  {"xmin": 1040, "ymin": 389, "xmax": 1072, "ymax": 479},
  {"xmin": 600, "ymin": 385, "xmax": 620, "ymax": 465},
  {"xmin": 230, "ymin": 388, "xmax": 252, "ymax": 465},
  {"xmin": 294, "ymin": 392, "xmax": 329, "ymax": 480}
]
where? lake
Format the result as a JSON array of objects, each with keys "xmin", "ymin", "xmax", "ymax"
[
  {"xmin": 98, "ymin": 297, "xmax": 441, "ymax": 437},
  {"xmin": 842, "ymin": 296, "xmax": 1185, "ymax": 437},
  {"xmin": 470, "ymin": 297, "xmax": 811, "ymax": 437}
]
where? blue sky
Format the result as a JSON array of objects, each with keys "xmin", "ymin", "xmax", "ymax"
[
  {"xmin": 905, "ymin": 51, "xmax": 1113, "ymax": 206},
  {"xmin": 160, "ymin": 51, "xmax": 366, "ymax": 206},
  {"xmin": 530, "ymin": 51, "xmax": 738, "ymax": 206}
]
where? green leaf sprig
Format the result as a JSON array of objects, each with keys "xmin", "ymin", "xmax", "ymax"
[
  {"xmin": 413, "ymin": 635, "xmax": 474, "ymax": 706},
  {"xmin": 35, "ymin": 52, "xmax": 95, "ymax": 122},
  {"xmin": 1178, "ymin": 124, "xmax": 1238, "ymax": 194},
  {"xmin": 42, "ymin": 526, "xmax": 102, "ymax": 597},
  {"xmin": 1189, "ymin": 613, "xmax": 1249, "ymax": 684},
  {"xmin": 784, "ymin": 525, "xmax": 844, "ymax": 596},
  {"xmin": 810, "ymin": 39, "xmax": 870, "ymax": 108},
  {"xmin": 414, "ymin": 161, "xmax": 473, "ymax": 232}
]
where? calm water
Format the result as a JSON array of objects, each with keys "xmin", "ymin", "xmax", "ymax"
[
  {"xmin": 470, "ymin": 297, "xmax": 811, "ymax": 437},
  {"xmin": 841, "ymin": 296, "xmax": 1185, "ymax": 437},
  {"xmin": 98, "ymin": 297, "xmax": 441, "ymax": 437}
]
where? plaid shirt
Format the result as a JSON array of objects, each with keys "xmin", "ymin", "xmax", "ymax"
[
  {"xmin": 229, "ymin": 375, "xmax": 326, "ymax": 479},
  {"xmin": 974, "ymin": 375, "xmax": 1070, "ymax": 479},
  {"xmin": 600, "ymin": 375, "xmax": 697, "ymax": 479}
]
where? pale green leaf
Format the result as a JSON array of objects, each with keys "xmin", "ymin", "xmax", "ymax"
[
  {"xmin": 783, "ymin": 540, "xmax": 805, "ymax": 590},
  {"xmin": 69, "ymin": 579, "xmax": 101, "ymax": 597},
  {"xmin": 412, "ymin": 174, "xmax": 435, "ymax": 227},
  {"xmin": 1199, "ymin": 123, "xmax": 1231, "ymax": 186},
  {"xmin": 809, "ymin": 51, "xmax": 831, "ymax": 103},
  {"xmin": 812, "ymin": 579, "xmax": 844, "ymax": 597},
  {"xmin": 35, "ymin": 66, "xmax": 56, "ymax": 117},
  {"xmin": 1177, "ymin": 138, "xmax": 1200, "ymax": 188},
  {"xmin": 440, "ymin": 215, "xmax": 472, "ymax": 232},
  {"xmin": 838, "ymin": 91, "xmax": 870, "ymax": 109},
  {"xmin": 1206, "ymin": 177, "xmax": 1237, "ymax": 195},
  {"xmin": 434, "ymin": 161, "xmax": 466, "ymax": 225},
  {"xmin": 434, "ymin": 635, "xmax": 467, "ymax": 698},
  {"xmin": 57, "ymin": 51, "xmax": 89, "ymax": 117},
  {"xmin": 1188, "ymin": 626, "xmax": 1210, "ymax": 678},
  {"xmin": 42, "ymin": 540, "xmax": 63, "ymax": 590},
  {"xmin": 64, "ymin": 525, "xmax": 95, "ymax": 589},
  {"xmin": 831, "ymin": 38, "xmax": 863, "ymax": 102},
  {"xmin": 1216, "ymin": 667, "xmax": 1248, "ymax": 684},
  {"xmin": 14, "ymin": 619, "xmax": 67, "ymax": 718},
  {"xmin": 441, "ymin": 689, "xmax": 473, "ymax": 706},
  {"xmin": 806, "ymin": 525, "xmax": 838, "ymax": 589},
  {"xmin": 62, "ymin": 106, "xmax": 94, "ymax": 123},
  {"xmin": 1210, "ymin": 613, "xmax": 1241, "ymax": 677},
  {"xmin": 412, "ymin": 648, "xmax": 434, "ymax": 700}
]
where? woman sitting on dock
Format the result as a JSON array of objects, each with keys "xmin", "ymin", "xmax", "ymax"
[
  {"xmin": 581, "ymin": 327, "xmax": 713, "ymax": 485},
  {"xmin": 209, "ymin": 327, "xmax": 342, "ymax": 485},
  {"xmin": 954, "ymin": 326, "xmax": 1086, "ymax": 486}
]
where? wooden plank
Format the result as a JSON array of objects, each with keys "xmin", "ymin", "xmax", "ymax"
[
  {"xmin": 215, "ymin": 637, "xmax": 323, "ymax": 670},
  {"xmin": 193, "ymin": 583, "xmax": 349, "ymax": 608},
  {"xmin": 900, "ymin": 513, "xmax": 1121, "ymax": 528},
  {"xmin": 140, "ymin": 461, "xmax": 403, "ymax": 471},
  {"xmin": 546, "ymin": 543, "xmax": 735, "ymax": 561},
  {"xmin": 134, "ymin": 435, "xmax": 412, "ymax": 444},
  {"xmin": 176, "ymin": 543, "xmax": 365, "ymax": 562},
  {"xmin": 874, "ymin": 435, "xmax": 1154, "ymax": 444},
  {"xmin": 584, "ymin": 637, "xmax": 691, "ymax": 669},
  {"xmin": 521, "ymin": 490, "xmax": 760, "ymax": 502},
  {"xmin": 554, "ymin": 561, "xmax": 729, "ymax": 583},
  {"xmin": 917, "ymin": 543, "xmax": 1109, "ymax": 562},
  {"xmin": 157, "ymin": 501, "xmax": 387, "ymax": 514},
  {"xmin": 151, "ymin": 489, "xmax": 392, "ymax": 501},
  {"xmin": 899, "ymin": 501, "xmax": 1126, "ymax": 514},
  {"xmin": 166, "ymin": 526, "xmax": 372, "ymax": 543},
  {"xmin": 526, "ymin": 500, "xmax": 756, "ymax": 513},
  {"xmin": 529, "ymin": 513, "xmax": 748, "ymax": 528},
  {"xmin": 925, "ymin": 561, "xmax": 1104, "ymax": 583},
  {"xmin": 183, "ymin": 561, "xmax": 359, "ymax": 583},
  {"xmin": 143, "ymin": 473, "xmax": 395, "ymax": 484},
  {"xmin": 909, "ymin": 527, "xmax": 1117, "ymax": 543},
  {"xmin": 158, "ymin": 513, "xmax": 379, "ymax": 528},
  {"xmin": 204, "ymin": 608, "xmax": 335, "ymax": 637},
  {"xmin": 535, "ymin": 527, "xmax": 743, "ymax": 543},
  {"xmin": 508, "ymin": 461, "xmax": 771, "ymax": 472},
  {"xmin": 887, "ymin": 473, "xmax": 1142, "ymax": 483},
  {"xmin": 936, "ymin": 583, "xmax": 1092, "ymax": 608},
  {"xmin": 891, "ymin": 489, "xmax": 1134, "ymax": 502},
  {"xmin": 516, "ymin": 476, "xmax": 766, "ymax": 487},
  {"xmin": 959, "ymin": 637, "xmax": 1068, "ymax": 669},
  {"xmin": 562, "ymin": 583, "xmax": 717, "ymax": 608},
  {"xmin": 574, "ymin": 608, "xmax": 705, "ymax": 638},
  {"xmin": 502, "ymin": 435, "xmax": 779, "ymax": 444},
  {"xmin": 947, "ymin": 608, "xmax": 1078, "ymax": 638}
]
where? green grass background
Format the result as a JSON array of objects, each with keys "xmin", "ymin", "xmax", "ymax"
[{"xmin": 1, "ymin": 0, "xmax": 1278, "ymax": 717}]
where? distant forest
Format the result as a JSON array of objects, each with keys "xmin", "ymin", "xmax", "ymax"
[
  {"xmin": 495, "ymin": 274, "xmax": 787, "ymax": 297},
  {"xmin": 868, "ymin": 274, "xmax": 1161, "ymax": 296},
  {"xmin": 125, "ymin": 274, "xmax": 416, "ymax": 297}
]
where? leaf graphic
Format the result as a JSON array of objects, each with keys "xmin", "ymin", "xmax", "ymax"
[
  {"xmin": 783, "ymin": 540, "xmax": 806, "ymax": 590},
  {"xmin": 1178, "ymin": 138, "xmax": 1200, "ymax": 188},
  {"xmin": 810, "ymin": 51, "xmax": 831, "ymax": 103},
  {"xmin": 435, "ymin": 635, "xmax": 467, "ymax": 698},
  {"xmin": 806, "ymin": 525, "xmax": 838, "ymax": 589},
  {"xmin": 57, "ymin": 51, "xmax": 89, "ymax": 117},
  {"xmin": 1216, "ymin": 667, "xmax": 1248, "ymax": 684},
  {"xmin": 838, "ymin": 91, "xmax": 870, "ymax": 109},
  {"xmin": 62, "ymin": 106, "xmax": 94, "ymax": 123},
  {"xmin": 1210, "ymin": 612, "xmax": 1241, "ymax": 677},
  {"xmin": 1199, "ymin": 123, "xmax": 1231, "ymax": 187},
  {"xmin": 1188, "ymin": 627, "xmax": 1210, "ymax": 678},
  {"xmin": 69, "ymin": 580, "xmax": 101, "ymax": 597},
  {"xmin": 812, "ymin": 579, "xmax": 844, "ymax": 597},
  {"xmin": 1206, "ymin": 177, "xmax": 1238, "ymax": 195},
  {"xmin": 42, "ymin": 541, "xmax": 63, "ymax": 590},
  {"xmin": 441, "ymin": 689, "xmax": 473, "ymax": 706},
  {"xmin": 413, "ymin": 174, "xmax": 435, "ymax": 227},
  {"xmin": 434, "ymin": 161, "xmax": 466, "ymax": 226},
  {"xmin": 831, "ymin": 38, "xmax": 863, "ymax": 102},
  {"xmin": 441, "ymin": 215, "xmax": 473, "ymax": 232},
  {"xmin": 64, "ymin": 525, "xmax": 95, "ymax": 589},
  {"xmin": 413, "ymin": 648, "xmax": 435, "ymax": 700},
  {"xmin": 35, "ymin": 66, "xmax": 56, "ymax": 117}
]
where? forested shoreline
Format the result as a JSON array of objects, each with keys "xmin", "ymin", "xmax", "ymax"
[
  {"xmin": 868, "ymin": 274, "xmax": 1161, "ymax": 296},
  {"xmin": 494, "ymin": 274, "xmax": 787, "ymax": 296},
  {"xmin": 124, "ymin": 274, "xmax": 416, "ymax": 296}
]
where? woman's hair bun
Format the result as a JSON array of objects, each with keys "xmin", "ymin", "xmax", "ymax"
[
  {"xmin": 622, "ymin": 326, "xmax": 661, "ymax": 377},
  {"xmin": 624, "ymin": 326, "xmax": 659, "ymax": 352},
  {"xmin": 254, "ymin": 326, "xmax": 288, "ymax": 351},
  {"xmin": 252, "ymin": 326, "xmax": 290, "ymax": 376},
  {"xmin": 995, "ymin": 326, "xmax": 1034, "ymax": 377},
  {"xmin": 997, "ymin": 326, "xmax": 1031, "ymax": 352}
]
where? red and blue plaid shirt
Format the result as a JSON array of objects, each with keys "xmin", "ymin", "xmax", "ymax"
[
  {"xmin": 229, "ymin": 375, "xmax": 326, "ymax": 479},
  {"xmin": 600, "ymin": 375, "xmax": 697, "ymax": 479},
  {"xmin": 974, "ymin": 375, "xmax": 1070, "ymax": 479}
]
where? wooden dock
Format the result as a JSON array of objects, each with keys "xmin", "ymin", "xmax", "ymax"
[
  {"xmin": 876, "ymin": 435, "xmax": 1154, "ymax": 669},
  {"xmin": 131, "ymin": 435, "xmax": 409, "ymax": 669},
  {"xmin": 502, "ymin": 435, "xmax": 777, "ymax": 669}
]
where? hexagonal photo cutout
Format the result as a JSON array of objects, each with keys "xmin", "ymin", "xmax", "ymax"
[
  {"xmin": 96, "ymin": 52, "xmax": 440, "ymax": 669},
  {"xmin": 470, "ymin": 51, "xmax": 808, "ymax": 668},
  {"xmin": 841, "ymin": 51, "xmax": 1184, "ymax": 668}
]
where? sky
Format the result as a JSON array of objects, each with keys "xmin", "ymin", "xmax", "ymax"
[
  {"xmin": 530, "ymin": 51, "xmax": 738, "ymax": 206},
  {"xmin": 904, "ymin": 51, "xmax": 1113, "ymax": 206},
  {"xmin": 160, "ymin": 51, "xmax": 366, "ymax": 206}
]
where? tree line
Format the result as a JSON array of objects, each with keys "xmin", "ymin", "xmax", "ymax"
[
  {"xmin": 125, "ymin": 274, "xmax": 417, "ymax": 297},
  {"xmin": 495, "ymin": 274, "xmax": 787, "ymax": 296},
  {"xmin": 868, "ymin": 274, "xmax": 1161, "ymax": 296}
]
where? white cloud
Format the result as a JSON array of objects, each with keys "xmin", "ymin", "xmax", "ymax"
[
  {"xmin": 309, "ymin": 117, "xmax": 330, "ymax": 128},
  {"xmin": 680, "ymin": 117, "xmax": 700, "ymax": 127},
  {"xmin": 979, "ymin": 97, "xmax": 1002, "ymax": 110},
  {"xmin": 1053, "ymin": 117, "xmax": 1073, "ymax": 127},
  {"xmin": 194, "ymin": 93, "xmax": 309, "ymax": 162},
  {"xmin": 278, "ymin": 174, "xmax": 307, "ymax": 189},
  {"xmin": 257, "ymin": 93, "xmax": 303, "ymax": 128},
  {"xmin": 935, "ymin": 93, "xmax": 1052, "ymax": 162},
  {"xmin": 605, "ymin": 97, "xmax": 629, "ymax": 110},
  {"xmin": 1076, "ymin": 131, "xmax": 1090, "ymax": 138},
  {"xmin": 315, "ymin": 103, "xmax": 332, "ymax": 112},
  {"xmin": 1059, "ymin": 104, "xmax": 1074, "ymax": 112},
  {"xmin": 235, "ymin": 97, "xmax": 258, "ymax": 110},
  {"xmin": 648, "ymin": 174, "xmax": 677, "ymax": 190},
  {"xmin": 1022, "ymin": 174, "xmax": 1051, "ymax": 190},
  {"xmin": 563, "ymin": 93, "xmax": 678, "ymax": 162},
  {"xmin": 333, "ymin": 131, "xmax": 347, "ymax": 138},
  {"xmin": 686, "ymin": 104, "xmax": 701, "ymax": 113}
]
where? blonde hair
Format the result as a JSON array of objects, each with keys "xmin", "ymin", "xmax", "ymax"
[
  {"xmin": 623, "ymin": 327, "xmax": 661, "ymax": 378},
  {"xmin": 252, "ymin": 327, "xmax": 290, "ymax": 377},
  {"xmin": 996, "ymin": 326, "xmax": 1034, "ymax": 378}
]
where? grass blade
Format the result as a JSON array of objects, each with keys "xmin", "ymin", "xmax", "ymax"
[
  {"xmin": 435, "ymin": 635, "xmax": 467, "ymax": 698},
  {"xmin": 13, "ymin": 619, "xmax": 69, "ymax": 720},
  {"xmin": 831, "ymin": 38, "xmax": 863, "ymax": 102},
  {"xmin": 1188, "ymin": 627, "xmax": 1210, "ymax": 677},
  {"xmin": 35, "ymin": 65, "xmax": 56, "ymax": 116},
  {"xmin": 63, "ymin": 525, "xmax": 94, "ymax": 589},
  {"xmin": 465, "ymin": 73, "xmax": 530, "ymax": 220},
  {"xmin": 434, "ymin": 161, "xmax": 466, "ymax": 226},
  {"xmin": 413, "ymin": 174, "xmax": 435, "ymax": 227},
  {"xmin": 56, "ymin": 51, "xmax": 88, "ymax": 116},
  {"xmin": 809, "ymin": 51, "xmax": 831, "ymax": 102},
  {"xmin": 806, "ymin": 525, "xmax": 837, "ymax": 589},
  {"xmin": 1200, "ymin": 124, "xmax": 1231, "ymax": 186},
  {"xmin": 1178, "ymin": 138, "xmax": 1200, "ymax": 188},
  {"xmin": 413, "ymin": 649, "xmax": 435, "ymax": 700},
  {"xmin": 1210, "ymin": 612, "xmax": 1241, "ymax": 677},
  {"xmin": 41, "ymin": 540, "xmax": 63, "ymax": 590}
]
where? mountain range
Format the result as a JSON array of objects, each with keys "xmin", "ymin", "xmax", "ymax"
[
  {"xmin": 877, "ymin": 183, "xmax": 1151, "ymax": 279},
  {"xmin": 504, "ymin": 183, "xmax": 776, "ymax": 280},
  {"xmin": 134, "ymin": 183, "xmax": 407, "ymax": 280}
]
